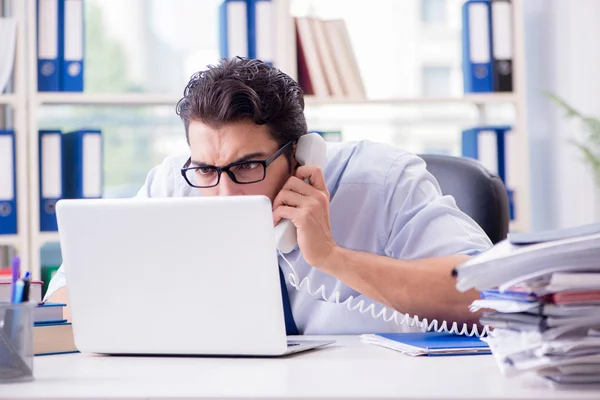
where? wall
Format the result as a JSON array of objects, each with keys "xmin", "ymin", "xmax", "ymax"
[{"xmin": 524, "ymin": 0, "xmax": 600, "ymax": 231}]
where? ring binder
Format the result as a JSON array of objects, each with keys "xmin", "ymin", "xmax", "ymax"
[{"xmin": 0, "ymin": 130, "xmax": 17, "ymax": 235}]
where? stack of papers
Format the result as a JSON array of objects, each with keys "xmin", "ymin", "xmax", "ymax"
[
  {"xmin": 360, "ymin": 332, "xmax": 490, "ymax": 356},
  {"xmin": 454, "ymin": 222, "xmax": 600, "ymax": 385}
]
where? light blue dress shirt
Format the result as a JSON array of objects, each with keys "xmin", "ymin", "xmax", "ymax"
[{"xmin": 45, "ymin": 140, "xmax": 492, "ymax": 335}]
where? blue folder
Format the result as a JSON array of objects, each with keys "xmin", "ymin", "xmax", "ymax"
[
  {"xmin": 461, "ymin": 0, "xmax": 494, "ymax": 93},
  {"xmin": 0, "ymin": 130, "xmax": 17, "ymax": 235},
  {"xmin": 361, "ymin": 332, "xmax": 490, "ymax": 356}
]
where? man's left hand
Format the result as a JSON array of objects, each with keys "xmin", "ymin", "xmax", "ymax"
[{"xmin": 272, "ymin": 165, "xmax": 338, "ymax": 269}]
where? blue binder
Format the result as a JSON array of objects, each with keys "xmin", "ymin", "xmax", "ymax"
[
  {"xmin": 37, "ymin": 0, "xmax": 60, "ymax": 92},
  {"xmin": 219, "ymin": 0, "xmax": 249, "ymax": 60},
  {"xmin": 39, "ymin": 130, "xmax": 63, "ymax": 231},
  {"xmin": 59, "ymin": 0, "xmax": 84, "ymax": 91},
  {"xmin": 363, "ymin": 332, "xmax": 490, "ymax": 356},
  {"xmin": 462, "ymin": 125, "xmax": 514, "ymax": 220},
  {"xmin": 507, "ymin": 188, "xmax": 515, "ymax": 221},
  {"xmin": 0, "ymin": 130, "xmax": 17, "ymax": 235},
  {"xmin": 247, "ymin": 0, "xmax": 274, "ymax": 64},
  {"xmin": 461, "ymin": 125, "xmax": 510, "ymax": 182},
  {"xmin": 461, "ymin": 0, "xmax": 494, "ymax": 92},
  {"xmin": 62, "ymin": 130, "xmax": 103, "ymax": 199}
]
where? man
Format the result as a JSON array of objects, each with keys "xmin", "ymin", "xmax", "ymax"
[{"xmin": 45, "ymin": 58, "xmax": 492, "ymax": 335}]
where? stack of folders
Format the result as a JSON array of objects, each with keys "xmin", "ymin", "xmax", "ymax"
[
  {"xmin": 37, "ymin": 0, "xmax": 85, "ymax": 92},
  {"xmin": 454, "ymin": 222, "xmax": 600, "ymax": 385},
  {"xmin": 462, "ymin": 0, "xmax": 514, "ymax": 93},
  {"xmin": 39, "ymin": 129, "xmax": 103, "ymax": 232}
]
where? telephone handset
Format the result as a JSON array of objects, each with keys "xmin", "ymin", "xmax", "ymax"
[
  {"xmin": 274, "ymin": 132, "xmax": 328, "ymax": 253},
  {"xmin": 274, "ymin": 133, "xmax": 488, "ymax": 337}
]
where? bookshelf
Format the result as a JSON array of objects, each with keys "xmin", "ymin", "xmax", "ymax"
[
  {"xmin": 34, "ymin": 93, "xmax": 519, "ymax": 108},
  {"xmin": 0, "ymin": 94, "xmax": 17, "ymax": 105},
  {"xmin": 304, "ymin": 93, "xmax": 518, "ymax": 106},
  {"xmin": 0, "ymin": 234, "xmax": 21, "ymax": 248},
  {"xmin": 289, "ymin": 0, "xmax": 531, "ymax": 237},
  {"xmin": 36, "ymin": 93, "xmax": 183, "ymax": 107},
  {"xmin": 1, "ymin": 0, "xmax": 531, "ymax": 281},
  {"xmin": 0, "ymin": 0, "xmax": 30, "ymax": 272}
]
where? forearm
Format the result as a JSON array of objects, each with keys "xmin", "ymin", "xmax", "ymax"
[
  {"xmin": 46, "ymin": 286, "xmax": 71, "ymax": 321},
  {"xmin": 318, "ymin": 247, "xmax": 481, "ymax": 326}
]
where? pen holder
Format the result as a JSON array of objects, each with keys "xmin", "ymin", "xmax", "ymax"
[{"xmin": 0, "ymin": 302, "xmax": 35, "ymax": 383}]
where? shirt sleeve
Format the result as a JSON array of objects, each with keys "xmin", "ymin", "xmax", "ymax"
[
  {"xmin": 382, "ymin": 153, "xmax": 493, "ymax": 260},
  {"xmin": 42, "ymin": 264, "xmax": 66, "ymax": 302}
]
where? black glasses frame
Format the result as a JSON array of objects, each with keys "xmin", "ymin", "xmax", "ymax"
[{"xmin": 181, "ymin": 141, "xmax": 294, "ymax": 188}]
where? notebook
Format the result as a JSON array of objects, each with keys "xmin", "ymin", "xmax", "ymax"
[{"xmin": 360, "ymin": 332, "xmax": 491, "ymax": 356}]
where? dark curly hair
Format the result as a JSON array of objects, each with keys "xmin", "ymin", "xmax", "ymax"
[{"xmin": 176, "ymin": 58, "xmax": 308, "ymax": 152}]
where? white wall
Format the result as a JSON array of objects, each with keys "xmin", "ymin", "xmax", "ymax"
[{"xmin": 524, "ymin": 0, "xmax": 600, "ymax": 231}]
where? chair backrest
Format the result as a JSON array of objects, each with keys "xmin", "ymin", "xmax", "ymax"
[{"xmin": 418, "ymin": 154, "xmax": 509, "ymax": 244}]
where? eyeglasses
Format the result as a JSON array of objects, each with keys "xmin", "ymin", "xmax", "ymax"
[{"xmin": 181, "ymin": 141, "xmax": 293, "ymax": 188}]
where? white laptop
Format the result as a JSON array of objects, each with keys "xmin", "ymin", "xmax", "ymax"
[{"xmin": 55, "ymin": 195, "xmax": 334, "ymax": 356}]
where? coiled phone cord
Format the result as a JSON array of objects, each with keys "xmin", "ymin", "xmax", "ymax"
[{"xmin": 279, "ymin": 251, "xmax": 490, "ymax": 337}]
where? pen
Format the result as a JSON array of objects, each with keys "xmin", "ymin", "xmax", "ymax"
[
  {"xmin": 12, "ymin": 279, "xmax": 24, "ymax": 304},
  {"xmin": 21, "ymin": 272, "xmax": 31, "ymax": 303},
  {"xmin": 10, "ymin": 257, "xmax": 20, "ymax": 304}
]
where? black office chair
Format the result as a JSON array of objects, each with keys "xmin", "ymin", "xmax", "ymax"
[{"xmin": 418, "ymin": 154, "xmax": 510, "ymax": 244}]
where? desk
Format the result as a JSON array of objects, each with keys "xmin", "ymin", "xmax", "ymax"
[{"xmin": 2, "ymin": 335, "xmax": 599, "ymax": 399}]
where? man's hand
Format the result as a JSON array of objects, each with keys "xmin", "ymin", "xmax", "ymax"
[{"xmin": 273, "ymin": 165, "xmax": 338, "ymax": 268}]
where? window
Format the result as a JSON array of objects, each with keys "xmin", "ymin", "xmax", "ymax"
[
  {"xmin": 421, "ymin": 66, "xmax": 452, "ymax": 97},
  {"xmin": 420, "ymin": 0, "xmax": 447, "ymax": 24},
  {"xmin": 84, "ymin": 0, "xmax": 220, "ymax": 94},
  {"xmin": 38, "ymin": 0, "xmax": 221, "ymax": 198}
]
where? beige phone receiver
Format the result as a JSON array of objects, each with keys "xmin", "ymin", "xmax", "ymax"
[{"xmin": 274, "ymin": 133, "xmax": 328, "ymax": 253}]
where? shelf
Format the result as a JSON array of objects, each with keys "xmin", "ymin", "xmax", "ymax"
[
  {"xmin": 31, "ymin": 92, "xmax": 518, "ymax": 107},
  {"xmin": 37, "ymin": 232, "xmax": 60, "ymax": 245},
  {"xmin": 0, "ymin": 235, "xmax": 21, "ymax": 247},
  {"xmin": 36, "ymin": 93, "xmax": 182, "ymax": 106},
  {"xmin": 0, "ymin": 94, "xmax": 17, "ymax": 105},
  {"xmin": 304, "ymin": 93, "xmax": 518, "ymax": 106}
]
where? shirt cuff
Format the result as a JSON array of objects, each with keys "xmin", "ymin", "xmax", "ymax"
[{"xmin": 42, "ymin": 265, "xmax": 66, "ymax": 302}]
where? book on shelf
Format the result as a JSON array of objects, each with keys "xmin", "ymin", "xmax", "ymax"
[{"xmin": 295, "ymin": 16, "xmax": 365, "ymax": 100}]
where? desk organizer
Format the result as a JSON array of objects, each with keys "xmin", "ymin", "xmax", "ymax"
[{"xmin": 0, "ymin": 302, "xmax": 35, "ymax": 383}]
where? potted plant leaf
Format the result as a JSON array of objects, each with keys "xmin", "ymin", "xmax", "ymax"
[{"xmin": 547, "ymin": 92, "xmax": 600, "ymax": 183}]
